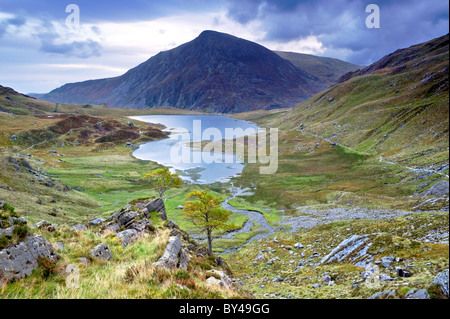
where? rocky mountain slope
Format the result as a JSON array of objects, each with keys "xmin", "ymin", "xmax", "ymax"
[{"xmin": 39, "ymin": 31, "xmax": 354, "ymax": 113}]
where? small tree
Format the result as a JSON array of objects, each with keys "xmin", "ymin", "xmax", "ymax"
[
  {"xmin": 183, "ymin": 189, "xmax": 232, "ymax": 256},
  {"xmin": 142, "ymin": 168, "xmax": 182, "ymax": 198}
]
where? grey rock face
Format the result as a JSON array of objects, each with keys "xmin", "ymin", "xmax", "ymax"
[
  {"xmin": 430, "ymin": 269, "xmax": 449, "ymax": 297},
  {"xmin": 0, "ymin": 235, "xmax": 60, "ymax": 283},
  {"xmin": 89, "ymin": 243, "xmax": 113, "ymax": 261},
  {"xmin": 100, "ymin": 222, "xmax": 120, "ymax": 234},
  {"xmin": 128, "ymin": 218, "xmax": 155, "ymax": 232},
  {"xmin": 154, "ymin": 236, "xmax": 183, "ymax": 269},
  {"xmin": 118, "ymin": 212, "xmax": 139, "ymax": 228},
  {"xmin": 146, "ymin": 199, "xmax": 167, "ymax": 220},
  {"xmin": 0, "ymin": 227, "xmax": 14, "ymax": 239},
  {"xmin": 116, "ymin": 229, "xmax": 140, "ymax": 247},
  {"xmin": 420, "ymin": 181, "xmax": 449, "ymax": 197},
  {"xmin": 319, "ymin": 234, "xmax": 373, "ymax": 268},
  {"xmin": 405, "ymin": 289, "xmax": 430, "ymax": 299},
  {"xmin": 179, "ymin": 248, "xmax": 190, "ymax": 270}
]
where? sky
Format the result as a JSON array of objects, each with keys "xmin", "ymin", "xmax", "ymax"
[{"xmin": 0, "ymin": 0, "xmax": 448, "ymax": 94}]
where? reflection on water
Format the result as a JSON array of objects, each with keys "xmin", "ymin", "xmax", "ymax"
[{"xmin": 129, "ymin": 115, "xmax": 259, "ymax": 184}]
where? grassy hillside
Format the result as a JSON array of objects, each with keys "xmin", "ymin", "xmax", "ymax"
[
  {"xmin": 229, "ymin": 34, "xmax": 448, "ymax": 213},
  {"xmin": 275, "ymin": 51, "xmax": 361, "ymax": 87}
]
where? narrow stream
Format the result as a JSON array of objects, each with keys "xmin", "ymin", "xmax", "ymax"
[{"xmin": 218, "ymin": 186, "xmax": 274, "ymax": 254}]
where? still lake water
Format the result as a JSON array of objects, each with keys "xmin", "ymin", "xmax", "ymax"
[{"xmin": 129, "ymin": 115, "xmax": 259, "ymax": 184}]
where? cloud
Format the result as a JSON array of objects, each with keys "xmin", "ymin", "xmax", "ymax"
[
  {"xmin": 224, "ymin": 0, "xmax": 450, "ymax": 64},
  {"xmin": 39, "ymin": 37, "xmax": 102, "ymax": 58}
]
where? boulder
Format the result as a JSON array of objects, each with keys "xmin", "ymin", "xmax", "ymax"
[
  {"xmin": 89, "ymin": 243, "xmax": 113, "ymax": 261},
  {"xmin": 146, "ymin": 198, "xmax": 167, "ymax": 220},
  {"xmin": 154, "ymin": 236, "xmax": 183, "ymax": 269},
  {"xmin": 430, "ymin": 269, "xmax": 449, "ymax": 298},
  {"xmin": 405, "ymin": 289, "xmax": 430, "ymax": 299},
  {"xmin": 0, "ymin": 235, "xmax": 60, "ymax": 283},
  {"xmin": 116, "ymin": 229, "xmax": 140, "ymax": 247}
]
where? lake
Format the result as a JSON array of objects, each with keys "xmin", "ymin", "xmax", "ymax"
[{"xmin": 129, "ymin": 115, "xmax": 259, "ymax": 184}]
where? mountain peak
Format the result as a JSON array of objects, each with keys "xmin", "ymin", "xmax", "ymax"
[{"xmin": 42, "ymin": 32, "xmax": 339, "ymax": 113}]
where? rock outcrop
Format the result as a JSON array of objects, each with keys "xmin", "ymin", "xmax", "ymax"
[
  {"xmin": 319, "ymin": 234, "xmax": 374, "ymax": 268},
  {"xmin": 430, "ymin": 269, "xmax": 449, "ymax": 298},
  {"xmin": 154, "ymin": 236, "xmax": 184, "ymax": 269},
  {"xmin": 146, "ymin": 198, "xmax": 167, "ymax": 220},
  {"xmin": 0, "ymin": 235, "xmax": 60, "ymax": 283}
]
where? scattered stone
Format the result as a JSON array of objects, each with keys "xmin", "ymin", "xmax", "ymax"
[
  {"xmin": 272, "ymin": 277, "xmax": 283, "ymax": 282},
  {"xmin": 322, "ymin": 275, "xmax": 332, "ymax": 282},
  {"xmin": 89, "ymin": 243, "xmax": 113, "ymax": 261},
  {"xmin": 312, "ymin": 283, "xmax": 320, "ymax": 289},
  {"xmin": 294, "ymin": 243, "xmax": 304, "ymax": 249}
]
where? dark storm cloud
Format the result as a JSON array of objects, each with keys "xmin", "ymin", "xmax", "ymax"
[{"xmin": 225, "ymin": 0, "xmax": 449, "ymax": 65}]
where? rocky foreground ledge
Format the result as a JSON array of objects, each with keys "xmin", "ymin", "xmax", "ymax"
[{"xmin": 1, "ymin": 199, "xmax": 245, "ymax": 297}]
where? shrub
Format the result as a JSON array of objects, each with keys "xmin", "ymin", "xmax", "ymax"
[
  {"xmin": 13, "ymin": 225, "xmax": 29, "ymax": 239},
  {"xmin": 37, "ymin": 257, "xmax": 57, "ymax": 279},
  {"xmin": 0, "ymin": 236, "xmax": 9, "ymax": 250}
]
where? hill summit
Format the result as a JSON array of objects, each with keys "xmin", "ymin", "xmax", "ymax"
[{"xmin": 41, "ymin": 31, "xmax": 338, "ymax": 113}]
